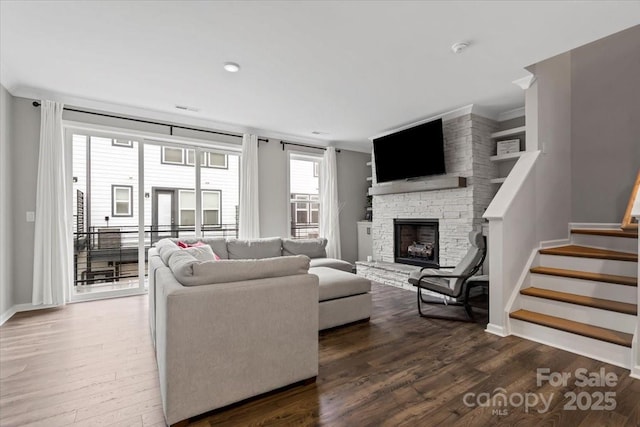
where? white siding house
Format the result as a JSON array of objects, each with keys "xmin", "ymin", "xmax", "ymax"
[{"xmin": 72, "ymin": 135, "xmax": 240, "ymax": 241}]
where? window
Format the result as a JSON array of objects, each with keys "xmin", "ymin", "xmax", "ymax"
[
  {"xmin": 202, "ymin": 191, "xmax": 221, "ymax": 225},
  {"xmin": 162, "ymin": 147, "xmax": 184, "ymax": 165},
  {"xmin": 207, "ymin": 153, "xmax": 228, "ymax": 168},
  {"xmin": 313, "ymin": 161, "xmax": 319, "ymax": 177},
  {"xmin": 162, "ymin": 146, "xmax": 227, "ymax": 168},
  {"xmin": 289, "ymin": 153, "xmax": 321, "ymax": 238},
  {"xmin": 291, "ymin": 194, "xmax": 319, "ymax": 224},
  {"xmin": 178, "ymin": 189, "xmax": 221, "ymax": 227},
  {"xmin": 112, "ymin": 139, "xmax": 133, "ymax": 148},
  {"xmin": 111, "ymin": 185, "xmax": 133, "ymax": 217}
]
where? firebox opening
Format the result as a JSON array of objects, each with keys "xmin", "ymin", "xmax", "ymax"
[{"xmin": 394, "ymin": 219, "xmax": 439, "ymax": 268}]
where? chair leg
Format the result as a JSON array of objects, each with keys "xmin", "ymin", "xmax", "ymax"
[
  {"xmin": 416, "ymin": 287, "xmax": 475, "ymax": 322},
  {"xmin": 463, "ymin": 283, "xmax": 475, "ymax": 321}
]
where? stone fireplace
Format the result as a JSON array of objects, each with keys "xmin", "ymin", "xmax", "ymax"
[
  {"xmin": 394, "ymin": 219, "xmax": 439, "ymax": 267},
  {"xmin": 355, "ymin": 112, "xmax": 497, "ymax": 292}
]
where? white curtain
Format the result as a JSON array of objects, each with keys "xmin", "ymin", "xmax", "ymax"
[
  {"xmin": 320, "ymin": 147, "xmax": 342, "ymax": 259},
  {"xmin": 238, "ymin": 133, "xmax": 260, "ymax": 239},
  {"xmin": 32, "ymin": 100, "xmax": 71, "ymax": 306}
]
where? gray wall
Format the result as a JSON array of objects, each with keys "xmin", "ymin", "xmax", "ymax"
[
  {"xmin": 258, "ymin": 139, "xmax": 289, "ymax": 238},
  {"xmin": 0, "ymin": 86, "xmax": 15, "ymax": 316},
  {"xmin": 532, "ymin": 52, "xmax": 573, "ymax": 242},
  {"xmin": 11, "ymin": 97, "xmax": 41, "ymax": 306},
  {"xmin": 7, "ymin": 97, "xmax": 368, "ymax": 305},
  {"xmin": 571, "ymin": 25, "xmax": 640, "ymax": 223},
  {"xmin": 336, "ymin": 149, "xmax": 371, "ymax": 263}
]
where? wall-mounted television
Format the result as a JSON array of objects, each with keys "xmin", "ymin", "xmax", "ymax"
[{"xmin": 372, "ymin": 118, "xmax": 446, "ymax": 183}]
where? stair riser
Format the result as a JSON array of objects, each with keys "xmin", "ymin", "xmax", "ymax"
[
  {"xmin": 530, "ymin": 274, "xmax": 637, "ymax": 303},
  {"xmin": 520, "ymin": 295, "xmax": 636, "ymax": 333},
  {"xmin": 509, "ymin": 319, "xmax": 631, "ymax": 369},
  {"xmin": 571, "ymin": 233, "xmax": 638, "ymax": 253},
  {"xmin": 539, "ymin": 254, "xmax": 637, "ymax": 277}
]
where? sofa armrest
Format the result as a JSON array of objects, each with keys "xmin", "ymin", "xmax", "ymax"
[{"xmin": 154, "ymin": 269, "xmax": 319, "ymax": 425}]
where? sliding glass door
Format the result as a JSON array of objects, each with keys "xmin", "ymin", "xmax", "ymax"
[
  {"xmin": 68, "ymin": 128, "xmax": 241, "ymax": 300},
  {"xmin": 71, "ymin": 133, "xmax": 144, "ymax": 299}
]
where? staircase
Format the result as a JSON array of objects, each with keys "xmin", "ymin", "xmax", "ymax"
[{"xmin": 508, "ymin": 226, "xmax": 638, "ymax": 368}]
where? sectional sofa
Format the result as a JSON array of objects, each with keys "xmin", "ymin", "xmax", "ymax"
[{"xmin": 148, "ymin": 237, "xmax": 371, "ymax": 425}]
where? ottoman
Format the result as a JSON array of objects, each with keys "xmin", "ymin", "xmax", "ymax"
[{"xmin": 310, "ymin": 266, "xmax": 372, "ymax": 330}]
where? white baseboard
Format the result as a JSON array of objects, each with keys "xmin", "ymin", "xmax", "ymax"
[
  {"xmin": 0, "ymin": 306, "xmax": 16, "ymax": 326},
  {"xmin": 631, "ymin": 365, "xmax": 640, "ymax": 380},
  {"xmin": 539, "ymin": 238, "xmax": 570, "ymax": 249},
  {"xmin": 1, "ymin": 302, "xmax": 61, "ymax": 326},
  {"xmin": 569, "ymin": 222, "xmax": 622, "ymax": 230},
  {"xmin": 629, "ymin": 365, "xmax": 640, "ymax": 380},
  {"xmin": 485, "ymin": 323, "xmax": 508, "ymax": 337}
]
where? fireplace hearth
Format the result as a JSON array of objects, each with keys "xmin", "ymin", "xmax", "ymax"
[{"xmin": 394, "ymin": 219, "xmax": 439, "ymax": 268}]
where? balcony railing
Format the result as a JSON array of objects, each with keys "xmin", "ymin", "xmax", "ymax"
[
  {"xmin": 290, "ymin": 223, "xmax": 319, "ymax": 239},
  {"xmin": 73, "ymin": 224, "xmax": 238, "ymax": 286}
]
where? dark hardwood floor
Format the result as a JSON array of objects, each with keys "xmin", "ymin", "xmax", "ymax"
[{"xmin": 1, "ymin": 283, "xmax": 638, "ymax": 427}]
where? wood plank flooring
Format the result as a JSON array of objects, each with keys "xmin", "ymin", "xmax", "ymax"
[{"xmin": 1, "ymin": 283, "xmax": 638, "ymax": 427}]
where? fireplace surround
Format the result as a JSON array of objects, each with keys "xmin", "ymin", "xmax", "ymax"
[{"xmin": 394, "ymin": 218, "xmax": 439, "ymax": 268}]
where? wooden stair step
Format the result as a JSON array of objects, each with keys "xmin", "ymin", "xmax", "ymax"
[
  {"xmin": 509, "ymin": 309, "xmax": 633, "ymax": 347},
  {"xmin": 571, "ymin": 228, "xmax": 638, "ymax": 239},
  {"xmin": 529, "ymin": 266, "xmax": 637, "ymax": 286},
  {"xmin": 539, "ymin": 245, "xmax": 637, "ymax": 262},
  {"xmin": 520, "ymin": 287, "xmax": 637, "ymax": 315}
]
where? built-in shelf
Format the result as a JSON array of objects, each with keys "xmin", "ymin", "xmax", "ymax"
[
  {"xmin": 489, "ymin": 123, "xmax": 526, "ymax": 187},
  {"xmin": 368, "ymin": 176, "xmax": 466, "ymax": 196},
  {"xmin": 490, "ymin": 151, "xmax": 524, "ymax": 162},
  {"xmin": 490, "ymin": 125, "xmax": 526, "ymax": 139}
]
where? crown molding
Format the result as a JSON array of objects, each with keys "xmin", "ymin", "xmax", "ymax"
[
  {"xmin": 512, "ymin": 74, "xmax": 537, "ymax": 90},
  {"xmin": 498, "ymin": 106, "xmax": 525, "ymax": 122}
]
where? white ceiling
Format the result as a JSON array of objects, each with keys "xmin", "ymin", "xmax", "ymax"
[{"xmin": 1, "ymin": 1, "xmax": 639, "ymax": 152}]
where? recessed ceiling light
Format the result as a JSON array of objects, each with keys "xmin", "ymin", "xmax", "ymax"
[
  {"xmin": 223, "ymin": 62, "xmax": 241, "ymax": 73},
  {"xmin": 451, "ymin": 42, "xmax": 469, "ymax": 54},
  {"xmin": 311, "ymin": 131, "xmax": 328, "ymax": 135}
]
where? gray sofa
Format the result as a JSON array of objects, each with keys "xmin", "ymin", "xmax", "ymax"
[{"xmin": 148, "ymin": 237, "xmax": 371, "ymax": 425}]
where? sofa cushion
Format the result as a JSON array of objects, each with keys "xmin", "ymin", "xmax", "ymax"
[
  {"xmin": 309, "ymin": 257, "xmax": 353, "ymax": 273},
  {"xmin": 156, "ymin": 239, "xmax": 181, "ymax": 265},
  {"xmin": 170, "ymin": 237, "xmax": 229, "ymax": 259},
  {"xmin": 167, "ymin": 248, "xmax": 199, "ymax": 279},
  {"xmin": 182, "ymin": 244, "xmax": 217, "ymax": 261},
  {"xmin": 226, "ymin": 237, "xmax": 282, "ymax": 260},
  {"xmin": 282, "ymin": 238, "xmax": 327, "ymax": 258},
  {"xmin": 200, "ymin": 238, "xmax": 228, "ymax": 259},
  {"xmin": 310, "ymin": 266, "xmax": 371, "ymax": 301},
  {"xmin": 171, "ymin": 254, "xmax": 311, "ymax": 287}
]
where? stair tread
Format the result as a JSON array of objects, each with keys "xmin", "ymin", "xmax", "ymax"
[
  {"xmin": 529, "ymin": 266, "xmax": 637, "ymax": 286},
  {"xmin": 509, "ymin": 309, "xmax": 633, "ymax": 347},
  {"xmin": 571, "ymin": 228, "xmax": 638, "ymax": 239},
  {"xmin": 520, "ymin": 287, "xmax": 637, "ymax": 315},
  {"xmin": 539, "ymin": 245, "xmax": 637, "ymax": 262}
]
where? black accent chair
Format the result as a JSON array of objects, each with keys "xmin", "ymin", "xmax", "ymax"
[{"xmin": 408, "ymin": 230, "xmax": 487, "ymax": 321}]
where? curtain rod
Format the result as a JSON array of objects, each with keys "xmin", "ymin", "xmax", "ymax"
[
  {"xmin": 32, "ymin": 101, "xmax": 268, "ymax": 143},
  {"xmin": 280, "ymin": 140, "xmax": 340, "ymax": 152}
]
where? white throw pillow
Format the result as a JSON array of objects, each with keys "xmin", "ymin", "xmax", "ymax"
[{"xmin": 182, "ymin": 244, "xmax": 216, "ymax": 262}]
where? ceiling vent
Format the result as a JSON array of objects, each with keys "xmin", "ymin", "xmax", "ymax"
[{"xmin": 175, "ymin": 105, "xmax": 200, "ymax": 112}]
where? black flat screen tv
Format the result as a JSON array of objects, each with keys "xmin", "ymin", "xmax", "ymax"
[{"xmin": 372, "ymin": 118, "xmax": 445, "ymax": 183}]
